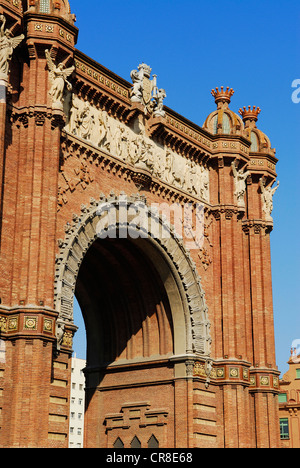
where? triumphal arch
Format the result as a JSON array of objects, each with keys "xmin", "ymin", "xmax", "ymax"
[{"xmin": 0, "ymin": 0, "xmax": 281, "ymax": 448}]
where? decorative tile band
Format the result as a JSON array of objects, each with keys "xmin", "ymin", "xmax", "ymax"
[{"xmin": 193, "ymin": 360, "xmax": 280, "ymax": 392}]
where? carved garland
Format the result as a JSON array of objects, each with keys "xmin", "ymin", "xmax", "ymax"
[{"xmin": 54, "ymin": 192, "xmax": 212, "ymax": 357}]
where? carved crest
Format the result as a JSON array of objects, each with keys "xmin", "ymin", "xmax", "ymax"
[
  {"xmin": 130, "ymin": 63, "xmax": 165, "ymax": 116},
  {"xmin": 142, "ymin": 75, "xmax": 153, "ymax": 106}
]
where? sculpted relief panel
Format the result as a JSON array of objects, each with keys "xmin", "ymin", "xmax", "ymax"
[{"xmin": 63, "ymin": 94, "xmax": 210, "ymax": 202}]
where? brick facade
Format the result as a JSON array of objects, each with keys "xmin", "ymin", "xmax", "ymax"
[
  {"xmin": 0, "ymin": 0, "xmax": 280, "ymax": 448},
  {"xmin": 279, "ymin": 349, "xmax": 300, "ymax": 448}
]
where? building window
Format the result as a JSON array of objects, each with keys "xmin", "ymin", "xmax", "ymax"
[
  {"xmin": 40, "ymin": 0, "xmax": 50, "ymax": 13},
  {"xmin": 250, "ymin": 132, "xmax": 259, "ymax": 152},
  {"xmin": 280, "ymin": 418, "xmax": 290, "ymax": 439},
  {"xmin": 212, "ymin": 115, "xmax": 218, "ymax": 134},
  {"xmin": 222, "ymin": 113, "xmax": 231, "ymax": 134},
  {"xmin": 278, "ymin": 393, "xmax": 288, "ymax": 403},
  {"xmin": 296, "ymin": 369, "xmax": 300, "ymax": 379},
  {"xmin": 131, "ymin": 436, "xmax": 141, "ymax": 449},
  {"xmin": 113, "ymin": 438, "xmax": 124, "ymax": 449},
  {"xmin": 148, "ymin": 435, "xmax": 159, "ymax": 448}
]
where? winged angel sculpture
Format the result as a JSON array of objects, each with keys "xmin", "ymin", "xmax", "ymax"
[
  {"xmin": 45, "ymin": 49, "xmax": 74, "ymax": 109},
  {"xmin": 0, "ymin": 15, "xmax": 24, "ymax": 81}
]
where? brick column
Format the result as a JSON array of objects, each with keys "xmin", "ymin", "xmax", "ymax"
[
  {"xmin": 0, "ymin": 306, "xmax": 75, "ymax": 448},
  {"xmin": 0, "ymin": 80, "xmax": 6, "ymax": 223},
  {"xmin": 243, "ymin": 175, "xmax": 280, "ymax": 448}
]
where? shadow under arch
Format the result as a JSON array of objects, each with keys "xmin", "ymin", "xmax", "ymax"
[{"xmin": 75, "ymin": 236, "xmax": 176, "ymax": 367}]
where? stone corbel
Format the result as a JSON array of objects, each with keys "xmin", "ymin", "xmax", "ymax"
[
  {"xmin": 55, "ymin": 318, "xmax": 77, "ymax": 355},
  {"xmin": 51, "ymin": 108, "xmax": 66, "ymax": 130},
  {"xmin": 124, "ymin": 102, "xmax": 145, "ymax": 124},
  {"xmin": 146, "ymin": 114, "xmax": 166, "ymax": 139},
  {"xmin": 242, "ymin": 219, "xmax": 273, "ymax": 235}
]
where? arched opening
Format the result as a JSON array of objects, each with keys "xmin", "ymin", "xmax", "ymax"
[
  {"xmin": 55, "ymin": 194, "xmax": 211, "ymax": 447},
  {"xmin": 75, "ymin": 237, "xmax": 174, "ymax": 369}
]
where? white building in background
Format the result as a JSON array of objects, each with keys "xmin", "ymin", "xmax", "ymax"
[{"xmin": 69, "ymin": 355, "xmax": 86, "ymax": 448}]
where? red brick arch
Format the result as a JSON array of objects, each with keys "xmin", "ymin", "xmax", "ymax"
[{"xmin": 54, "ymin": 193, "xmax": 211, "ymax": 358}]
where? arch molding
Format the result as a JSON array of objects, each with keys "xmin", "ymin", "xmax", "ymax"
[{"xmin": 54, "ymin": 192, "xmax": 211, "ymax": 357}]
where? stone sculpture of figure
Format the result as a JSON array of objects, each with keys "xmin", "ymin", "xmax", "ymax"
[
  {"xmin": 184, "ymin": 160, "xmax": 196, "ymax": 194},
  {"xmin": 75, "ymin": 102, "xmax": 95, "ymax": 140},
  {"xmin": 164, "ymin": 149, "xmax": 174, "ymax": 185},
  {"xmin": 154, "ymin": 146, "xmax": 165, "ymax": 179},
  {"xmin": 152, "ymin": 88, "xmax": 166, "ymax": 117},
  {"xmin": 97, "ymin": 110, "xmax": 107, "ymax": 148},
  {"xmin": 55, "ymin": 320, "xmax": 65, "ymax": 351},
  {"xmin": 172, "ymin": 152, "xmax": 187, "ymax": 189},
  {"xmin": 134, "ymin": 132, "xmax": 155, "ymax": 172},
  {"xmin": 45, "ymin": 49, "xmax": 75, "ymax": 109},
  {"xmin": 118, "ymin": 126, "xmax": 130, "ymax": 160},
  {"xmin": 259, "ymin": 178, "xmax": 279, "ymax": 220},
  {"xmin": 68, "ymin": 93, "xmax": 81, "ymax": 134},
  {"xmin": 231, "ymin": 161, "xmax": 250, "ymax": 207},
  {"xmin": 205, "ymin": 359, "xmax": 214, "ymax": 389},
  {"xmin": 0, "ymin": 14, "xmax": 24, "ymax": 81},
  {"xmin": 130, "ymin": 67, "xmax": 144, "ymax": 103},
  {"xmin": 103, "ymin": 118, "xmax": 119, "ymax": 156},
  {"xmin": 200, "ymin": 165, "xmax": 210, "ymax": 202}
]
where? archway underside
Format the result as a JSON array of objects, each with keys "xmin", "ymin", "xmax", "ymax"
[{"xmin": 75, "ymin": 237, "xmax": 174, "ymax": 368}]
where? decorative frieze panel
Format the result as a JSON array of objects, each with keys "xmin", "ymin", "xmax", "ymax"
[
  {"xmin": 194, "ymin": 360, "xmax": 251, "ymax": 385},
  {"xmin": 62, "ymin": 95, "xmax": 210, "ymax": 203},
  {"xmin": 249, "ymin": 370, "xmax": 280, "ymax": 392},
  {"xmin": 0, "ymin": 307, "xmax": 65, "ymax": 344}
]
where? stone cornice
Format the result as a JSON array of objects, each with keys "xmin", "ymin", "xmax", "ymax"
[
  {"xmin": 24, "ymin": 10, "xmax": 79, "ymax": 45},
  {"xmin": 8, "ymin": 104, "xmax": 66, "ymax": 129},
  {"xmin": 242, "ymin": 219, "xmax": 274, "ymax": 234},
  {"xmin": 0, "ymin": 306, "xmax": 76, "ymax": 353}
]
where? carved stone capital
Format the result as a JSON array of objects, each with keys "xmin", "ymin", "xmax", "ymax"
[{"xmin": 242, "ymin": 219, "xmax": 273, "ymax": 235}]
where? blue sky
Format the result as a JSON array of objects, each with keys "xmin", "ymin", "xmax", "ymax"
[{"xmin": 70, "ymin": 0, "xmax": 299, "ymax": 376}]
